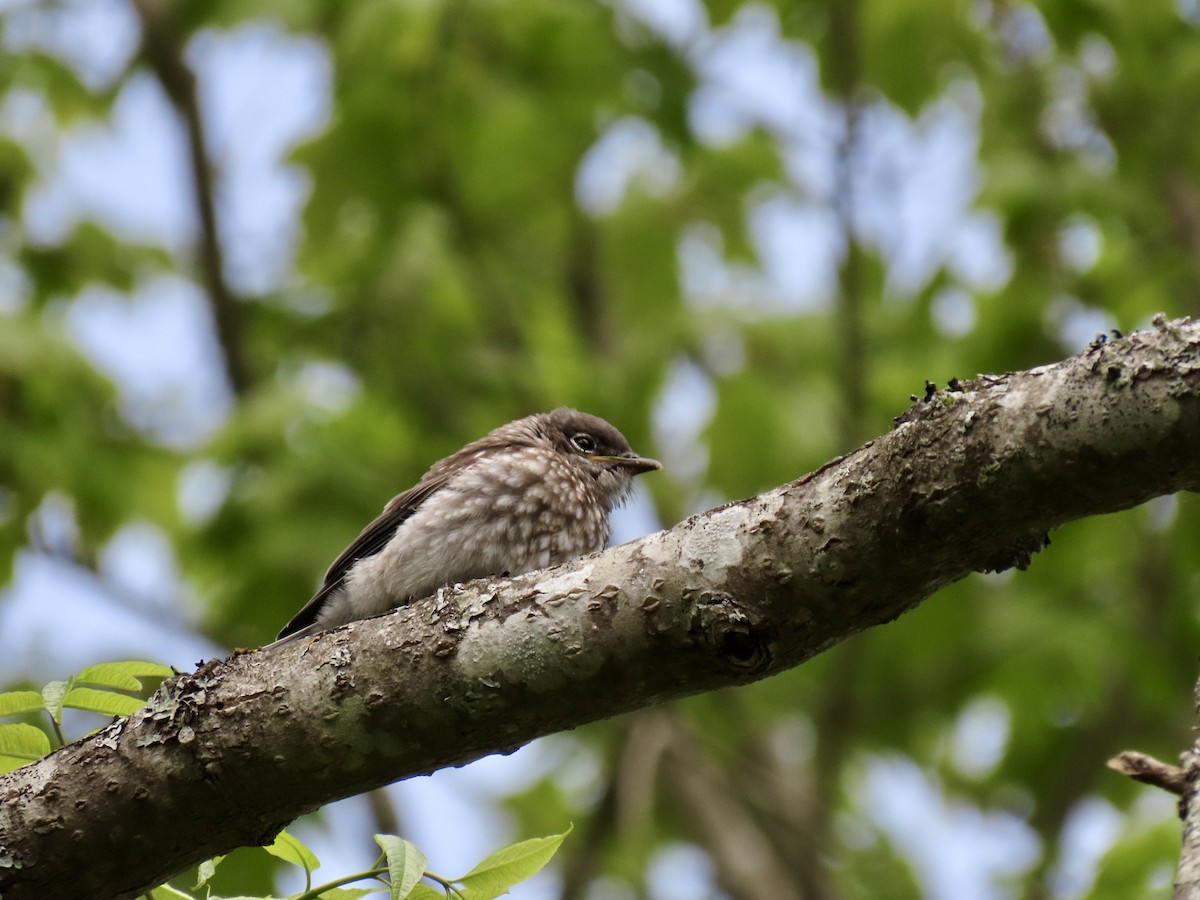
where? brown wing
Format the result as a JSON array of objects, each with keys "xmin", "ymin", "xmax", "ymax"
[
  {"xmin": 275, "ymin": 471, "xmax": 454, "ymax": 639},
  {"xmin": 275, "ymin": 442, "xmax": 507, "ymax": 641}
]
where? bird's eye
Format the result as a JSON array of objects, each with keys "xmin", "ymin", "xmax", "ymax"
[{"xmin": 572, "ymin": 433, "xmax": 597, "ymax": 454}]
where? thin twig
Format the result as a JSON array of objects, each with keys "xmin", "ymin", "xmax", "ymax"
[{"xmin": 1107, "ymin": 750, "xmax": 1188, "ymax": 795}]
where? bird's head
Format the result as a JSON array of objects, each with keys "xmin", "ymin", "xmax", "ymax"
[{"xmin": 537, "ymin": 407, "xmax": 661, "ymax": 508}]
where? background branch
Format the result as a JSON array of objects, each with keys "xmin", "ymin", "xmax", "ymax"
[
  {"xmin": 132, "ymin": 0, "xmax": 251, "ymax": 395},
  {"xmin": 663, "ymin": 711, "xmax": 804, "ymax": 900}
]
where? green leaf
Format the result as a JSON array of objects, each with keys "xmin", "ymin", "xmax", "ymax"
[
  {"xmin": 41, "ymin": 680, "xmax": 69, "ymax": 724},
  {"xmin": 63, "ymin": 687, "xmax": 144, "ymax": 718},
  {"xmin": 264, "ymin": 829, "xmax": 321, "ymax": 874},
  {"xmin": 456, "ymin": 827, "xmax": 572, "ymax": 900},
  {"xmin": 310, "ymin": 889, "xmax": 377, "ymax": 899},
  {"xmin": 0, "ymin": 722, "xmax": 53, "ymax": 772},
  {"xmin": 375, "ymin": 834, "xmax": 427, "ymax": 899},
  {"xmin": 0, "ymin": 690, "xmax": 46, "ymax": 717},
  {"xmin": 405, "ymin": 887, "xmax": 445, "ymax": 900},
  {"xmin": 193, "ymin": 855, "xmax": 225, "ymax": 889},
  {"xmin": 76, "ymin": 660, "xmax": 172, "ymax": 692}
]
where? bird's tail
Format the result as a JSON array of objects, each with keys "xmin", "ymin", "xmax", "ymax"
[{"xmin": 264, "ymin": 623, "xmax": 321, "ymax": 650}]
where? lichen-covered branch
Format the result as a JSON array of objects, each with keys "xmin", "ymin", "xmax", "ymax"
[{"xmin": 3, "ymin": 317, "xmax": 1200, "ymax": 900}]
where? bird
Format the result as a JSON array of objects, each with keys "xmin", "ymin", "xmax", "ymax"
[{"xmin": 273, "ymin": 408, "xmax": 661, "ymax": 646}]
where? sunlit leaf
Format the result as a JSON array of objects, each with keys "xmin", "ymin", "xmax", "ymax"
[
  {"xmin": 0, "ymin": 690, "xmax": 46, "ymax": 717},
  {"xmin": 456, "ymin": 827, "xmax": 571, "ymax": 900},
  {"xmin": 193, "ymin": 855, "xmax": 225, "ymax": 890},
  {"xmin": 76, "ymin": 661, "xmax": 172, "ymax": 692},
  {"xmin": 375, "ymin": 834, "xmax": 427, "ymax": 899},
  {"xmin": 40, "ymin": 681, "xmax": 69, "ymax": 725},
  {"xmin": 264, "ymin": 829, "xmax": 321, "ymax": 874},
  {"xmin": 0, "ymin": 722, "xmax": 52, "ymax": 771},
  {"xmin": 64, "ymin": 687, "xmax": 144, "ymax": 718}
]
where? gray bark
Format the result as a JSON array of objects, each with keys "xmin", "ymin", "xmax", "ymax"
[
  {"xmin": 2, "ymin": 316, "xmax": 1200, "ymax": 900},
  {"xmin": 1176, "ymin": 677, "xmax": 1200, "ymax": 898}
]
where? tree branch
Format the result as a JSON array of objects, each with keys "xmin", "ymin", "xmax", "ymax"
[
  {"xmin": 1175, "ymin": 673, "xmax": 1200, "ymax": 897},
  {"xmin": 3, "ymin": 316, "xmax": 1200, "ymax": 899}
]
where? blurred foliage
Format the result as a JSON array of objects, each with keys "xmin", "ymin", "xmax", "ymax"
[{"xmin": 2, "ymin": 0, "xmax": 1200, "ymax": 896}]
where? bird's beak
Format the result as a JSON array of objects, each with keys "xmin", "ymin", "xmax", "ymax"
[{"xmin": 591, "ymin": 453, "xmax": 662, "ymax": 475}]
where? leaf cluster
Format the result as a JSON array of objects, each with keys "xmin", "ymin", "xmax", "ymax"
[
  {"xmin": 147, "ymin": 826, "xmax": 570, "ymax": 900},
  {"xmin": 0, "ymin": 660, "xmax": 170, "ymax": 773}
]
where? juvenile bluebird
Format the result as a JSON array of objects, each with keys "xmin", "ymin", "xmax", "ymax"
[{"xmin": 275, "ymin": 408, "xmax": 660, "ymax": 644}]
